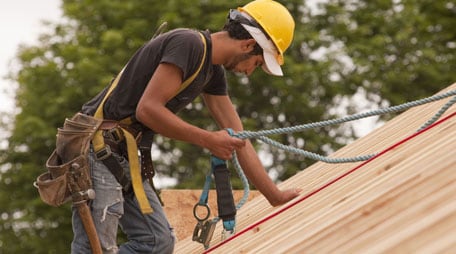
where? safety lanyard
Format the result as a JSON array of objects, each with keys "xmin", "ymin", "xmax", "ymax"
[{"xmin": 192, "ymin": 129, "xmax": 237, "ymax": 249}]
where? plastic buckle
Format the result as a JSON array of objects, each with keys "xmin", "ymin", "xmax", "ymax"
[
  {"xmin": 104, "ymin": 128, "xmax": 124, "ymax": 143},
  {"xmin": 95, "ymin": 145, "xmax": 112, "ymax": 160}
]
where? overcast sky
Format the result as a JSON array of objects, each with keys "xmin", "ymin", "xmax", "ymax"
[{"xmin": 0, "ymin": 0, "xmax": 62, "ymax": 112}]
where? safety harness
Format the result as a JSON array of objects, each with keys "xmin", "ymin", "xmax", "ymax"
[{"xmin": 91, "ymin": 32, "xmax": 207, "ymax": 214}]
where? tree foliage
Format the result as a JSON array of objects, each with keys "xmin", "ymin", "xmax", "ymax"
[{"xmin": 0, "ymin": 0, "xmax": 454, "ymax": 252}]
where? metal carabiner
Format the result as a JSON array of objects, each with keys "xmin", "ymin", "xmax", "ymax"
[
  {"xmin": 192, "ymin": 203, "xmax": 217, "ymax": 248},
  {"xmin": 193, "ymin": 203, "xmax": 211, "ymax": 222}
]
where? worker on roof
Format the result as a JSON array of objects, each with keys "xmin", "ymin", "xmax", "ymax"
[{"xmin": 72, "ymin": 0, "xmax": 300, "ymax": 253}]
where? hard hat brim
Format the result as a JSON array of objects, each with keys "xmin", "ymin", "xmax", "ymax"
[{"xmin": 241, "ymin": 24, "xmax": 283, "ymax": 76}]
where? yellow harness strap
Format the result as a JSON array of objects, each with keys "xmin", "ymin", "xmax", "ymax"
[
  {"xmin": 92, "ymin": 68, "xmax": 124, "ymax": 155},
  {"xmin": 175, "ymin": 33, "xmax": 207, "ymax": 94},
  {"xmin": 92, "ymin": 32, "xmax": 207, "ymax": 214}
]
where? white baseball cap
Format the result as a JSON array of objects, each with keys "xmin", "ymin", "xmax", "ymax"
[{"xmin": 240, "ymin": 14, "xmax": 283, "ymax": 76}]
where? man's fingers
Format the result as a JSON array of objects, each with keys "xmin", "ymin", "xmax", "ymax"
[{"xmin": 231, "ymin": 137, "xmax": 245, "ymax": 148}]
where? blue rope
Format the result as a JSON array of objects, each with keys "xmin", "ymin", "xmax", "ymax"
[
  {"xmin": 234, "ymin": 90, "xmax": 456, "ymax": 161},
  {"xmin": 231, "ymin": 89, "xmax": 456, "ymax": 210},
  {"xmin": 417, "ymin": 94, "xmax": 456, "ymax": 132},
  {"xmin": 231, "ymin": 150, "xmax": 250, "ymax": 209},
  {"xmin": 235, "ymin": 90, "xmax": 456, "ymax": 140}
]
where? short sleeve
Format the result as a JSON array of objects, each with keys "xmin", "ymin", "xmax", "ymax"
[
  {"xmin": 160, "ymin": 30, "xmax": 205, "ymax": 82},
  {"xmin": 203, "ymin": 65, "xmax": 227, "ymax": 95}
]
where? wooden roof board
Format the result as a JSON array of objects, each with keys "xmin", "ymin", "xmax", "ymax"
[
  {"xmin": 174, "ymin": 83, "xmax": 456, "ymax": 254},
  {"xmin": 161, "ymin": 190, "xmax": 261, "ymax": 240}
]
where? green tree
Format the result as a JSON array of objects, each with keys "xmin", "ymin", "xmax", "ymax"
[
  {"xmin": 310, "ymin": 0, "xmax": 455, "ymax": 105},
  {"xmin": 1, "ymin": 0, "xmax": 454, "ymax": 253}
]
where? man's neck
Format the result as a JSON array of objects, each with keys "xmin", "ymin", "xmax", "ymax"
[{"xmin": 210, "ymin": 31, "xmax": 235, "ymax": 66}]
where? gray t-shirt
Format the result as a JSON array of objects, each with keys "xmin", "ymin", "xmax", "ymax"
[{"xmin": 81, "ymin": 29, "xmax": 227, "ymax": 123}]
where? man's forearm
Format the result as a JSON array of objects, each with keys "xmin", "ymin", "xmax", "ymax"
[{"xmin": 236, "ymin": 141, "xmax": 284, "ymax": 206}]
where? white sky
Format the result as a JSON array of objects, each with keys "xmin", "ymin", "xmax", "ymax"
[
  {"xmin": 0, "ymin": 0, "xmax": 63, "ymax": 112},
  {"xmin": 0, "ymin": 1, "xmax": 178, "ymax": 187}
]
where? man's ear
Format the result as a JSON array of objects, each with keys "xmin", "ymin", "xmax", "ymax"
[{"xmin": 241, "ymin": 38, "xmax": 257, "ymax": 53}]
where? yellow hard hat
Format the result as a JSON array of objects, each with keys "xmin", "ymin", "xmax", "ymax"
[{"xmin": 239, "ymin": 0, "xmax": 295, "ymax": 66}]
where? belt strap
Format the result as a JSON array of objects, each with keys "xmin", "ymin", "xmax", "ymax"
[
  {"xmin": 101, "ymin": 155, "xmax": 130, "ymax": 190},
  {"xmin": 140, "ymin": 146, "xmax": 164, "ymax": 206},
  {"xmin": 123, "ymin": 129, "xmax": 153, "ymax": 213}
]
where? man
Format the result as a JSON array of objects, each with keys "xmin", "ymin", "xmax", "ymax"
[{"xmin": 72, "ymin": 0, "xmax": 300, "ymax": 253}]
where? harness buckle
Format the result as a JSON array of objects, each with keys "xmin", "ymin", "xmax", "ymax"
[
  {"xmin": 94, "ymin": 145, "xmax": 112, "ymax": 160},
  {"xmin": 103, "ymin": 127, "xmax": 124, "ymax": 143}
]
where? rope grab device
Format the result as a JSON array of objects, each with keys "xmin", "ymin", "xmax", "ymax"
[
  {"xmin": 192, "ymin": 129, "xmax": 248, "ymax": 249},
  {"xmin": 192, "ymin": 88, "xmax": 456, "ymax": 249}
]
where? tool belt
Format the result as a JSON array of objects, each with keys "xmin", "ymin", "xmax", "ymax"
[
  {"xmin": 35, "ymin": 113, "xmax": 102, "ymax": 207},
  {"xmin": 34, "ymin": 112, "xmax": 160, "ymax": 213}
]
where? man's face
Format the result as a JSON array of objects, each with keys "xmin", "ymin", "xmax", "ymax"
[{"xmin": 224, "ymin": 53, "xmax": 264, "ymax": 76}]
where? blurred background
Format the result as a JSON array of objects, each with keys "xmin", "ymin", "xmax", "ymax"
[{"xmin": 0, "ymin": 0, "xmax": 454, "ymax": 252}]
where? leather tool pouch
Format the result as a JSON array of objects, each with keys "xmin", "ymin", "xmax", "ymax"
[{"xmin": 35, "ymin": 113, "xmax": 102, "ymax": 206}]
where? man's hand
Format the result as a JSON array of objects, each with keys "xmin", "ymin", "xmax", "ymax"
[
  {"xmin": 268, "ymin": 188, "xmax": 302, "ymax": 207},
  {"xmin": 204, "ymin": 130, "xmax": 245, "ymax": 160}
]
